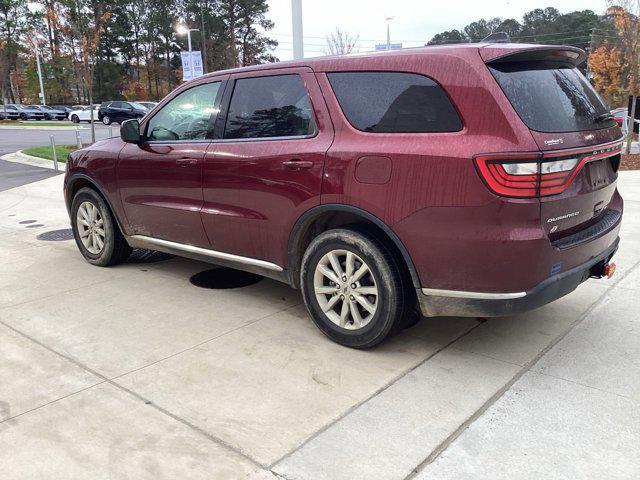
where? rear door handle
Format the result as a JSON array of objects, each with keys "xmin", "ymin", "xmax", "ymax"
[
  {"xmin": 282, "ymin": 160, "xmax": 313, "ymax": 170},
  {"xmin": 176, "ymin": 158, "xmax": 199, "ymax": 167}
]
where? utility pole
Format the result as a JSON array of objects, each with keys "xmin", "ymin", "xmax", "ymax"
[
  {"xmin": 586, "ymin": 27, "xmax": 596, "ymax": 79},
  {"xmin": 626, "ymin": 52, "xmax": 639, "ymax": 154},
  {"xmin": 33, "ymin": 40, "xmax": 46, "ymax": 105},
  {"xmin": 201, "ymin": 4, "xmax": 208, "ymax": 73},
  {"xmin": 291, "ymin": 0, "xmax": 303, "ymax": 60},
  {"xmin": 385, "ymin": 16, "xmax": 394, "ymax": 50}
]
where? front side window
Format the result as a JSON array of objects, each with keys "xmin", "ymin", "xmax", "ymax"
[
  {"xmin": 146, "ymin": 82, "xmax": 221, "ymax": 141},
  {"xmin": 224, "ymin": 74, "xmax": 315, "ymax": 140},
  {"xmin": 327, "ymin": 71, "xmax": 462, "ymax": 133}
]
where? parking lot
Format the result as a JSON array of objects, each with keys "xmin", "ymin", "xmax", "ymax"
[{"xmin": 1, "ymin": 170, "xmax": 639, "ymax": 479}]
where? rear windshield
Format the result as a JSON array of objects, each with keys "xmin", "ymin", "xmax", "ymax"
[{"xmin": 489, "ymin": 62, "xmax": 614, "ymax": 133}]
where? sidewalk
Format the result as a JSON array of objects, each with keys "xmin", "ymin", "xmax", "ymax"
[{"xmin": 0, "ymin": 172, "xmax": 639, "ymax": 479}]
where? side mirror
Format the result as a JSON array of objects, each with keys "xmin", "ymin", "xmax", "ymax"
[{"xmin": 121, "ymin": 119, "xmax": 141, "ymax": 143}]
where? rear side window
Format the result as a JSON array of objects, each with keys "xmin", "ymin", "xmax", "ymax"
[
  {"xmin": 224, "ymin": 74, "xmax": 315, "ymax": 139},
  {"xmin": 489, "ymin": 62, "xmax": 614, "ymax": 133},
  {"xmin": 327, "ymin": 72, "xmax": 462, "ymax": 133}
]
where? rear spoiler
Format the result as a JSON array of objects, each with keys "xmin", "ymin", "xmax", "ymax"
[{"xmin": 480, "ymin": 44, "xmax": 586, "ymax": 67}]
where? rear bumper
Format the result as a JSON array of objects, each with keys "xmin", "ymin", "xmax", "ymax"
[{"xmin": 418, "ymin": 237, "xmax": 619, "ymax": 318}]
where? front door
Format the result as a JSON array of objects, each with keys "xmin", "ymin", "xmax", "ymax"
[
  {"xmin": 201, "ymin": 68, "xmax": 334, "ymax": 267},
  {"xmin": 117, "ymin": 79, "xmax": 225, "ymax": 247}
]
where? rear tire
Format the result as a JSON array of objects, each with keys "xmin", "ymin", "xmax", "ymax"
[
  {"xmin": 301, "ymin": 228, "xmax": 407, "ymax": 348},
  {"xmin": 71, "ymin": 188, "xmax": 131, "ymax": 266}
]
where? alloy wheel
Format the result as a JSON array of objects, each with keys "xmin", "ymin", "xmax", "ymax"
[
  {"xmin": 313, "ymin": 249, "xmax": 379, "ymax": 330},
  {"xmin": 76, "ymin": 201, "xmax": 105, "ymax": 254}
]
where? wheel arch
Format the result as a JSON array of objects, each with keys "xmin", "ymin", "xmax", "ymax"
[
  {"xmin": 287, "ymin": 204, "xmax": 421, "ymax": 289},
  {"xmin": 65, "ymin": 173, "xmax": 126, "ymax": 234}
]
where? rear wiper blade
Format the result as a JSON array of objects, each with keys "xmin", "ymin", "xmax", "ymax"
[{"xmin": 594, "ymin": 112, "xmax": 615, "ymax": 123}]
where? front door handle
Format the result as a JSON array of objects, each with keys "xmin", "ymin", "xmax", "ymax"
[
  {"xmin": 282, "ymin": 160, "xmax": 313, "ymax": 170},
  {"xmin": 176, "ymin": 158, "xmax": 199, "ymax": 167}
]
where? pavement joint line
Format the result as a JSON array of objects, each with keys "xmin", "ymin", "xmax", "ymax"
[
  {"xmin": 533, "ymin": 370, "xmax": 638, "ymax": 402},
  {"xmin": 0, "ymin": 277, "xmax": 116, "ymax": 312},
  {"xmin": 108, "ymin": 301, "xmax": 303, "ymax": 382},
  {"xmin": 404, "ymin": 259, "xmax": 640, "ymax": 480},
  {"xmin": 0, "ymin": 316, "xmax": 269, "ymax": 471},
  {"xmin": 266, "ymin": 320, "xmax": 485, "ymax": 470},
  {"xmin": 0, "ymin": 380, "xmax": 107, "ymax": 424}
]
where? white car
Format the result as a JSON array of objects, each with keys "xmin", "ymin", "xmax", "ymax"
[{"xmin": 68, "ymin": 105, "xmax": 100, "ymax": 123}]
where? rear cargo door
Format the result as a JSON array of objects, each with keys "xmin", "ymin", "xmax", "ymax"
[{"xmin": 487, "ymin": 51, "xmax": 623, "ymax": 239}]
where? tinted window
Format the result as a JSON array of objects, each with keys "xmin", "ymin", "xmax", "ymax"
[
  {"xmin": 489, "ymin": 62, "xmax": 613, "ymax": 133},
  {"xmin": 224, "ymin": 74, "xmax": 315, "ymax": 139},
  {"xmin": 147, "ymin": 82, "xmax": 221, "ymax": 141},
  {"xmin": 327, "ymin": 72, "xmax": 462, "ymax": 133}
]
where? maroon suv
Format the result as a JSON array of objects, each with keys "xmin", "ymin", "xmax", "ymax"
[{"xmin": 64, "ymin": 43, "xmax": 622, "ymax": 348}]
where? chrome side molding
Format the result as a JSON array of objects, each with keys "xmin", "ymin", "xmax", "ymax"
[
  {"xmin": 128, "ymin": 235, "xmax": 283, "ymax": 272},
  {"xmin": 421, "ymin": 288, "xmax": 527, "ymax": 300}
]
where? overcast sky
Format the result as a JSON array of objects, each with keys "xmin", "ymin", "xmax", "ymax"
[{"xmin": 266, "ymin": 0, "xmax": 607, "ymax": 60}]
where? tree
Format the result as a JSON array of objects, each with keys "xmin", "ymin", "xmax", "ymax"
[
  {"xmin": 0, "ymin": 0, "xmax": 29, "ymax": 106},
  {"xmin": 325, "ymin": 28, "xmax": 359, "ymax": 55},
  {"xmin": 589, "ymin": 45, "xmax": 625, "ymax": 106},
  {"xmin": 427, "ymin": 29, "xmax": 467, "ymax": 45},
  {"xmin": 62, "ymin": 0, "xmax": 110, "ymax": 141},
  {"xmin": 607, "ymin": 1, "xmax": 640, "ymax": 152}
]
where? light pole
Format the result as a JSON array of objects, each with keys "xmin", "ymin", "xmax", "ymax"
[
  {"xmin": 385, "ymin": 16, "xmax": 394, "ymax": 50},
  {"xmin": 177, "ymin": 25, "xmax": 199, "ymax": 81},
  {"xmin": 29, "ymin": 35, "xmax": 46, "ymax": 104},
  {"xmin": 291, "ymin": 0, "xmax": 304, "ymax": 60}
]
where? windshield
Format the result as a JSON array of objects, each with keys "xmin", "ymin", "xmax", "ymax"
[{"xmin": 489, "ymin": 62, "xmax": 614, "ymax": 133}]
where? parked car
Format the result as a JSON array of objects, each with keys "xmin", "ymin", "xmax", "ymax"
[
  {"xmin": 64, "ymin": 43, "xmax": 623, "ymax": 348},
  {"xmin": 29, "ymin": 105, "xmax": 68, "ymax": 120},
  {"xmin": 611, "ymin": 107, "xmax": 627, "ymax": 128},
  {"xmin": 68, "ymin": 105, "xmax": 100, "ymax": 123},
  {"xmin": 0, "ymin": 105, "xmax": 20, "ymax": 120},
  {"xmin": 52, "ymin": 104, "xmax": 77, "ymax": 114},
  {"xmin": 136, "ymin": 101, "xmax": 158, "ymax": 110},
  {"xmin": 98, "ymin": 101, "xmax": 148, "ymax": 125},
  {"xmin": 7, "ymin": 104, "xmax": 46, "ymax": 120}
]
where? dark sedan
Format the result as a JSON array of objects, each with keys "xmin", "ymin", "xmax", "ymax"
[{"xmin": 98, "ymin": 101, "xmax": 148, "ymax": 125}]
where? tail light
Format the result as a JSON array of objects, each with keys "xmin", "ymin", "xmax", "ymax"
[{"xmin": 474, "ymin": 143, "xmax": 621, "ymax": 198}]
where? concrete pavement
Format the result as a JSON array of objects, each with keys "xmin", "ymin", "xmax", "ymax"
[{"xmin": 0, "ymin": 172, "xmax": 639, "ymax": 479}]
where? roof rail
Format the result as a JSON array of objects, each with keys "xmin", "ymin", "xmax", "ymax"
[{"xmin": 481, "ymin": 32, "xmax": 511, "ymax": 43}]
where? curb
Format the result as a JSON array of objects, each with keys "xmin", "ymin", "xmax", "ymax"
[
  {"xmin": 0, "ymin": 125, "xmax": 86, "ymax": 130},
  {"xmin": 1, "ymin": 150, "xmax": 66, "ymax": 171}
]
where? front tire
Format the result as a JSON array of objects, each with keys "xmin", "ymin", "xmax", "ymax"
[
  {"xmin": 301, "ymin": 228, "xmax": 407, "ymax": 348},
  {"xmin": 71, "ymin": 115, "xmax": 79, "ymax": 123},
  {"xmin": 71, "ymin": 188, "xmax": 131, "ymax": 266},
  {"xmin": 102, "ymin": 115, "xmax": 111, "ymax": 125}
]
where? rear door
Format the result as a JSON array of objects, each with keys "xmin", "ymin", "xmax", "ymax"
[
  {"xmin": 201, "ymin": 67, "xmax": 333, "ymax": 267},
  {"xmin": 487, "ymin": 55, "xmax": 623, "ymax": 239}
]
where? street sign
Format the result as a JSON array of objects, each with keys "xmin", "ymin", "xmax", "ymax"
[
  {"xmin": 375, "ymin": 43, "xmax": 402, "ymax": 51},
  {"xmin": 180, "ymin": 51, "xmax": 204, "ymax": 81}
]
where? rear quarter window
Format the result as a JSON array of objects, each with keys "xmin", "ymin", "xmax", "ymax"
[{"xmin": 327, "ymin": 71, "xmax": 462, "ymax": 133}]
